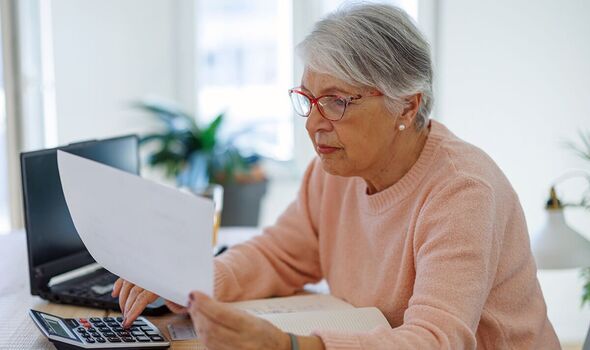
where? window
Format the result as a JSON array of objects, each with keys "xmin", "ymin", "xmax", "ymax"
[
  {"xmin": 195, "ymin": 0, "xmax": 418, "ymax": 164},
  {"xmin": 195, "ymin": 0, "xmax": 293, "ymax": 160},
  {"xmin": 0, "ymin": 12, "xmax": 9, "ymax": 234}
]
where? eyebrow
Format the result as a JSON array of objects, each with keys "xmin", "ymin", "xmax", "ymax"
[{"xmin": 300, "ymin": 84, "xmax": 355, "ymax": 96}]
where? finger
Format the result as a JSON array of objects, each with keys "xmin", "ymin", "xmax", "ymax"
[
  {"xmin": 189, "ymin": 307, "xmax": 240, "ymax": 349},
  {"xmin": 165, "ymin": 300, "xmax": 187, "ymax": 314},
  {"xmin": 111, "ymin": 278, "xmax": 123, "ymax": 297},
  {"xmin": 118, "ymin": 281, "xmax": 134, "ymax": 314},
  {"xmin": 123, "ymin": 291, "xmax": 158, "ymax": 328},
  {"xmin": 189, "ymin": 292, "xmax": 247, "ymax": 331},
  {"xmin": 124, "ymin": 286, "xmax": 144, "ymax": 317}
]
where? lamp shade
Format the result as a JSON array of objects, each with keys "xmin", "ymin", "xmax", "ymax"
[{"xmin": 532, "ymin": 208, "xmax": 590, "ymax": 269}]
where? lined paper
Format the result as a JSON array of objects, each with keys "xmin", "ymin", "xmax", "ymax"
[{"xmin": 230, "ymin": 294, "xmax": 354, "ymax": 315}]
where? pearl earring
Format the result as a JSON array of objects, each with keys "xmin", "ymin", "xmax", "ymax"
[{"xmin": 398, "ymin": 124, "xmax": 406, "ymax": 131}]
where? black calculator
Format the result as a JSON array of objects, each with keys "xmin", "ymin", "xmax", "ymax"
[{"xmin": 29, "ymin": 309, "xmax": 170, "ymax": 349}]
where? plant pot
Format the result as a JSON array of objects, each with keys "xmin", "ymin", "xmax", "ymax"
[{"xmin": 220, "ymin": 179, "xmax": 268, "ymax": 227}]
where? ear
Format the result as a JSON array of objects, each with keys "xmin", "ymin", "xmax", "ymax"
[{"xmin": 400, "ymin": 93, "xmax": 422, "ymax": 126}]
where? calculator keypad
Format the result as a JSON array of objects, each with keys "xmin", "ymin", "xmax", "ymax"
[{"xmin": 72, "ymin": 316, "xmax": 166, "ymax": 344}]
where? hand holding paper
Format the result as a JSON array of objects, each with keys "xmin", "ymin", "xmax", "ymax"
[{"xmin": 57, "ymin": 150, "xmax": 214, "ymax": 306}]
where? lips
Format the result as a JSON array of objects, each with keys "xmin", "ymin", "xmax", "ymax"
[{"xmin": 317, "ymin": 144, "xmax": 341, "ymax": 154}]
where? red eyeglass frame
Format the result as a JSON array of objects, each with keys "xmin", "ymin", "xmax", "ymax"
[{"xmin": 288, "ymin": 87, "xmax": 383, "ymax": 121}]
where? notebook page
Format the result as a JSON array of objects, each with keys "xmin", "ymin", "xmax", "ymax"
[
  {"xmin": 230, "ymin": 294, "xmax": 354, "ymax": 315},
  {"xmin": 259, "ymin": 307, "xmax": 390, "ymax": 336}
]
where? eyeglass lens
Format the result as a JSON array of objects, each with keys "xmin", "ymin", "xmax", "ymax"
[{"xmin": 289, "ymin": 92, "xmax": 346, "ymax": 121}]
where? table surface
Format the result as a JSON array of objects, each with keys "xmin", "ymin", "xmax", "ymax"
[{"xmin": 0, "ymin": 228, "xmax": 259, "ymax": 350}]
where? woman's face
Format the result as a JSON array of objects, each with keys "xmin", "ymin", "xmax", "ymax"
[{"xmin": 302, "ymin": 69, "xmax": 400, "ymax": 178}]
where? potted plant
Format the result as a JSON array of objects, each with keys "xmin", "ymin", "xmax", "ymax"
[{"xmin": 136, "ymin": 98, "xmax": 268, "ymax": 226}]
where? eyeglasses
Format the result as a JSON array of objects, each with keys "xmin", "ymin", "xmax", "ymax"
[{"xmin": 288, "ymin": 88, "xmax": 383, "ymax": 121}]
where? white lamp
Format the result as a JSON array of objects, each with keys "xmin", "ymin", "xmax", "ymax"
[{"xmin": 532, "ymin": 186, "xmax": 590, "ymax": 269}]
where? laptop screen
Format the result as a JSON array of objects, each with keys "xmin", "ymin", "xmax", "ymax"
[{"xmin": 21, "ymin": 135, "xmax": 139, "ymax": 279}]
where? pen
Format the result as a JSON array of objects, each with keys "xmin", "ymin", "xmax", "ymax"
[{"xmin": 214, "ymin": 245, "xmax": 228, "ymax": 256}]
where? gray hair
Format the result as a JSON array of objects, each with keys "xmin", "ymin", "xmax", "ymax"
[{"xmin": 297, "ymin": 2, "xmax": 433, "ymax": 129}]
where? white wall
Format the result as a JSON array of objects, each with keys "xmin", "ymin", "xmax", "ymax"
[
  {"xmin": 50, "ymin": 0, "xmax": 190, "ymax": 145},
  {"xmin": 437, "ymin": 0, "xmax": 590, "ymax": 343}
]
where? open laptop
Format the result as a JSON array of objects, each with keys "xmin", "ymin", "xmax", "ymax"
[{"xmin": 20, "ymin": 135, "xmax": 167, "ymax": 315}]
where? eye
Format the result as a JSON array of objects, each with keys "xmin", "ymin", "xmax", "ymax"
[{"xmin": 334, "ymin": 98, "xmax": 346, "ymax": 107}]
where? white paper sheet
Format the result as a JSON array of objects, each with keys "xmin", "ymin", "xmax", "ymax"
[
  {"xmin": 230, "ymin": 294, "xmax": 354, "ymax": 315},
  {"xmin": 57, "ymin": 150, "xmax": 214, "ymax": 306},
  {"xmin": 260, "ymin": 307, "xmax": 390, "ymax": 335}
]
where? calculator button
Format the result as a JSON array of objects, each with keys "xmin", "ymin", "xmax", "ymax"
[
  {"xmin": 103, "ymin": 317, "xmax": 115, "ymax": 322},
  {"xmin": 107, "ymin": 337, "xmax": 122, "ymax": 342},
  {"xmin": 150, "ymin": 335, "xmax": 164, "ymax": 342},
  {"xmin": 116, "ymin": 317, "xmax": 124, "ymax": 322},
  {"xmin": 140, "ymin": 326, "xmax": 153, "ymax": 332},
  {"xmin": 98, "ymin": 327, "xmax": 111, "ymax": 332},
  {"xmin": 132, "ymin": 321, "xmax": 147, "ymax": 326},
  {"xmin": 96, "ymin": 337, "xmax": 106, "ymax": 343},
  {"xmin": 79, "ymin": 318, "xmax": 88, "ymax": 323},
  {"xmin": 102, "ymin": 331, "xmax": 116, "ymax": 338},
  {"xmin": 93, "ymin": 322, "xmax": 106, "ymax": 327},
  {"xmin": 131, "ymin": 330, "xmax": 143, "ymax": 336},
  {"xmin": 89, "ymin": 317, "xmax": 102, "ymax": 323},
  {"xmin": 135, "ymin": 335, "xmax": 150, "ymax": 342},
  {"xmin": 112, "ymin": 326, "xmax": 123, "ymax": 332},
  {"xmin": 76, "ymin": 327, "xmax": 86, "ymax": 333},
  {"xmin": 85, "ymin": 338, "xmax": 96, "ymax": 343},
  {"xmin": 122, "ymin": 337, "xmax": 136, "ymax": 342},
  {"xmin": 144, "ymin": 331, "xmax": 158, "ymax": 337}
]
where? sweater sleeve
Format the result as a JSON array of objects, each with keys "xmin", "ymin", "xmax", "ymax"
[
  {"xmin": 213, "ymin": 159, "xmax": 323, "ymax": 302},
  {"xmin": 315, "ymin": 177, "xmax": 502, "ymax": 350}
]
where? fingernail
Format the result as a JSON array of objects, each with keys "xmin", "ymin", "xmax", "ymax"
[{"xmin": 189, "ymin": 293, "xmax": 195, "ymax": 301}]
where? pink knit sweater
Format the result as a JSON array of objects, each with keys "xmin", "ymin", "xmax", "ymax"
[{"xmin": 213, "ymin": 120, "xmax": 559, "ymax": 349}]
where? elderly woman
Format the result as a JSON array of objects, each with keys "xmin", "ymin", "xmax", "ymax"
[{"xmin": 113, "ymin": 3, "xmax": 560, "ymax": 349}]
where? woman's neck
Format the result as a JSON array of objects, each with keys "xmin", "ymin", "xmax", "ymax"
[{"xmin": 364, "ymin": 123, "xmax": 430, "ymax": 195}]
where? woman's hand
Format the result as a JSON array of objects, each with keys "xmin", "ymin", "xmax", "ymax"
[
  {"xmin": 111, "ymin": 278, "xmax": 188, "ymax": 328},
  {"xmin": 188, "ymin": 291, "xmax": 291, "ymax": 350}
]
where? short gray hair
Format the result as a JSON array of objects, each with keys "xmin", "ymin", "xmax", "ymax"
[{"xmin": 297, "ymin": 2, "xmax": 433, "ymax": 129}]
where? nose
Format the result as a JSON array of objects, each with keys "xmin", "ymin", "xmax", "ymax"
[{"xmin": 305, "ymin": 105, "xmax": 334, "ymax": 135}]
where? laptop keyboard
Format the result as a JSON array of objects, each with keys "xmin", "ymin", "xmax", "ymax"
[{"xmin": 56, "ymin": 269, "xmax": 119, "ymax": 301}]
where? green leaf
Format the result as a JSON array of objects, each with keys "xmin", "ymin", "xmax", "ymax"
[{"xmin": 200, "ymin": 113, "xmax": 224, "ymax": 151}]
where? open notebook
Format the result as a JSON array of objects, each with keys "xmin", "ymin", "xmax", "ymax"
[
  {"xmin": 167, "ymin": 294, "xmax": 390, "ymax": 342},
  {"xmin": 232, "ymin": 294, "xmax": 390, "ymax": 335}
]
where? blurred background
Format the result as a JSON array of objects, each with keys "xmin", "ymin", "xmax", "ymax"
[{"xmin": 0, "ymin": 0, "xmax": 589, "ymax": 346}]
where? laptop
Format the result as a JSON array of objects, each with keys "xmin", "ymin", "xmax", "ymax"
[{"xmin": 20, "ymin": 135, "xmax": 167, "ymax": 315}]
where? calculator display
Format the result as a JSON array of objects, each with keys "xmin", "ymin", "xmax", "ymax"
[{"xmin": 45, "ymin": 317, "xmax": 74, "ymax": 339}]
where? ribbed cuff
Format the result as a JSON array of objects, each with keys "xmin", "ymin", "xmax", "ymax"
[
  {"xmin": 213, "ymin": 258, "xmax": 242, "ymax": 301},
  {"xmin": 313, "ymin": 330, "xmax": 362, "ymax": 350},
  {"xmin": 213, "ymin": 259, "xmax": 229, "ymax": 300}
]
